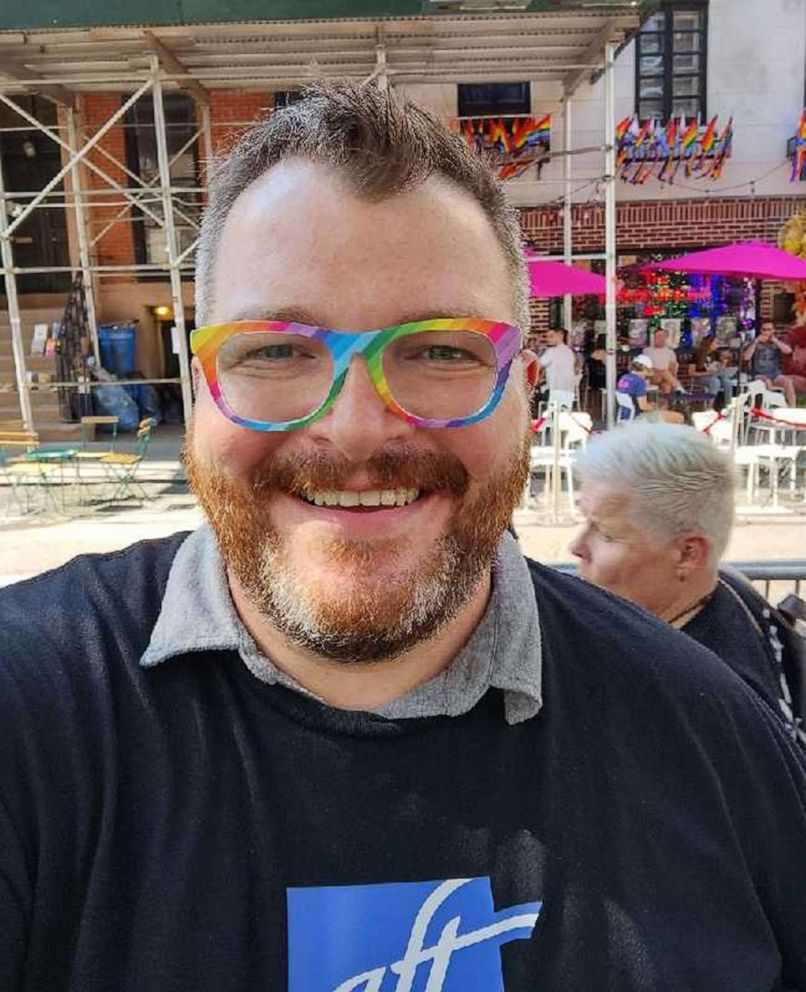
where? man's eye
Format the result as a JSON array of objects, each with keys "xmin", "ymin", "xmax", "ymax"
[
  {"xmin": 424, "ymin": 346, "xmax": 479, "ymax": 363},
  {"xmin": 247, "ymin": 344, "xmax": 296, "ymax": 361}
]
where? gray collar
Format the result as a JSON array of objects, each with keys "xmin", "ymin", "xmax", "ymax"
[{"xmin": 141, "ymin": 523, "xmax": 542, "ymax": 725}]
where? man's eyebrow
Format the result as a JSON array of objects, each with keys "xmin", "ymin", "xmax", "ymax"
[{"xmin": 224, "ymin": 307, "xmax": 503, "ymax": 329}]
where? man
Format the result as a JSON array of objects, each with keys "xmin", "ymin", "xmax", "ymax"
[
  {"xmin": 616, "ymin": 354, "xmax": 684, "ymax": 423},
  {"xmin": 571, "ymin": 420, "xmax": 804, "ymax": 746},
  {"xmin": 2, "ymin": 83, "xmax": 806, "ymax": 991},
  {"xmin": 743, "ymin": 321, "xmax": 797, "ymax": 405},
  {"xmin": 536, "ymin": 327, "xmax": 576, "ymax": 397},
  {"xmin": 616, "ymin": 353, "xmax": 653, "ymax": 419},
  {"xmin": 642, "ymin": 327, "xmax": 684, "ymax": 393}
]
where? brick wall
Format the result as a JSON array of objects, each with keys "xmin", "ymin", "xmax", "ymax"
[
  {"xmin": 207, "ymin": 90, "xmax": 272, "ymax": 159},
  {"xmin": 79, "ymin": 89, "xmax": 275, "ymax": 282},
  {"xmin": 82, "ymin": 94, "xmax": 137, "ymax": 276},
  {"xmin": 520, "ymin": 195, "xmax": 806, "ymax": 332},
  {"xmin": 520, "ymin": 195, "xmax": 806, "ymax": 254}
]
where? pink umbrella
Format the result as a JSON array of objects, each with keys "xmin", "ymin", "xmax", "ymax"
[
  {"xmin": 642, "ymin": 241, "xmax": 806, "ymax": 280},
  {"xmin": 526, "ymin": 257, "xmax": 608, "ymax": 297}
]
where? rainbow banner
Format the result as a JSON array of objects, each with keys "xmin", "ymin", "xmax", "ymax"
[
  {"xmin": 790, "ymin": 109, "xmax": 806, "ymax": 182},
  {"xmin": 615, "ymin": 115, "xmax": 733, "ymax": 185},
  {"xmin": 457, "ymin": 115, "xmax": 551, "ymax": 181}
]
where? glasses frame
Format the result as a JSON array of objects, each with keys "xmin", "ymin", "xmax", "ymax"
[{"xmin": 190, "ymin": 317, "xmax": 523, "ymax": 432}]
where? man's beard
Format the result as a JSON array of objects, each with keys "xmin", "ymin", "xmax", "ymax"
[{"xmin": 184, "ymin": 432, "xmax": 531, "ymax": 664}]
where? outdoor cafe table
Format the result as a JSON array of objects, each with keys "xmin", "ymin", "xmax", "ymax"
[{"xmin": 8, "ymin": 447, "xmax": 78, "ymax": 513}]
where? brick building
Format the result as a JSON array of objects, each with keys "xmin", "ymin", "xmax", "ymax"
[{"xmin": 1, "ymin": 0, "xmax": 805, "ymax": 433}]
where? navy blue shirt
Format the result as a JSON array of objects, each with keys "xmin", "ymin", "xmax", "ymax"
[{"xmin": 1, "ymin": 536, "xmax": 806, "ymax": 990}]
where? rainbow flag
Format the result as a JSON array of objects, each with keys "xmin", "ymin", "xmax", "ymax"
[{"xmin": 791, "ymin": 109, "xmax": 806, "ymax": 182}]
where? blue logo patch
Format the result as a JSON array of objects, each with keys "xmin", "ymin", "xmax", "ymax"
[{"xmin": 287, "ymin": 876, "xmax": 541, "ymax": 991}]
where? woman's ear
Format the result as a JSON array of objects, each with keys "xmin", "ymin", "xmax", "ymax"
[{"xmin": 676, "ymin": 533, "xmax": 711, "ymax": 576}]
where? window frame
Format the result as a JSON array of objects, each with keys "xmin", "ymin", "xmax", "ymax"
[
  {"xmin": 124, "ymin": 91, "xmax": 202, "ymax": 278},
  {"xmin": 457, "ymin": 82, "xmax": 531, "ymax": 118},
  {"xmin": 635, "ymin": 1, "xmax": 708, "ymax": 121}
]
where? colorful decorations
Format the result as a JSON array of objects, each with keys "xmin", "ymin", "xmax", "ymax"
[
  {"xmin": 615, "ymin": 115, "xmax": 733, "ymax": 184},
  {"xmin": 456, "ymin": 115, "xmax": 550, "ymax": 180},
  {"xmin": 789, "ymin": 110, "xmax": 806, "ymax": 182},
  {"xmin": 615, "ymin": 265, "xmax": 755, "ymax": 336},
  {"xmin": 778, "ymin": 210, "xmax": 806, "ymax": 260}
]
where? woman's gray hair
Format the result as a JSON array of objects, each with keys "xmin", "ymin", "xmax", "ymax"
[
  {"xmin": 575, "ymin": 421, "xmax": 736, "ymax": 562},
  {"xmin": 194, "ymin": 80, "xmax": 529, "ymax": 330}
]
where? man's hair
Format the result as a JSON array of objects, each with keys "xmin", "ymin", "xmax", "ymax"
[
  {"xmin": 194, "ymin": 80, "xmax": 529, "ymax": 329},
  {"xmin": 575, "ymin": 421, "xmax": 735, "ymax": 562},
  {"xmin": 549, "ymin": 328, "xmax": 568, "ymax": 343}
]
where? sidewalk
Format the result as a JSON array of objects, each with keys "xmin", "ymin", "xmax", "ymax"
[{"xmin": 1, "ymin": 425, "xmax": 804, "ymax": 583}]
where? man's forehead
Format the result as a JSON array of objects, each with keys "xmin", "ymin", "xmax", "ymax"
[{"xmin": 212, "ymin": 158, "xmax": 515, "ymax": 329}]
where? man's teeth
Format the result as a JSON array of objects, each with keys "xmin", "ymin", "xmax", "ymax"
[{"xmin": 302, "ymin": 488, "xmax": 420, "ymax": 508}]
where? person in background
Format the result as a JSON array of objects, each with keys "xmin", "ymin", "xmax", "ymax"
[
  {"xmin": 585, "ymin": 332, "xmax": 607, "ymax": 391},
  {"xmin": 692, "ymin": 335, "xmax": 735, "ymax": 407},
  {"xmin": 616, "ymin": 353, "xmax": 654, "ymax": 420},
  {"xmin": 743, "ymin": 322, "xmax": 797, "ymax": 405},
  {"xmin": 781, "ymin": 322, "xmax": 806, "ymax": 398},
  {"xmin": 616, "ymin": 354, "xmax": 684, "ymax": 423},
  {"xmin": 536, "ymin": 327, "xmax": 577, "ymax": 397},
  {"xmin": 571, "ymin": 420, "xmax": 804, "ymax": 747},
  {"xmin": 642, "ymin": 328, "xmax": 684, "ymax": 393}
]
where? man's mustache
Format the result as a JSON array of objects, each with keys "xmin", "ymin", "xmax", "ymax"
[{"xmin": 249, "ymin": 448, "xmax": 470, "ymax": 498}]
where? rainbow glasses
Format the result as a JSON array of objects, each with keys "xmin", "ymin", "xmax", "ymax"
[{"xmin": 190, "ymin": 318, "xmax": 522, "ymax": 432}]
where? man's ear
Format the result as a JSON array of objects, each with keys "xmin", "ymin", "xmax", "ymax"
[
  {"xmin": 191, "ymin": 356, "xmax": 205, "ymax": 398},
  {"xmin": 521, "ymin": 349, "xmax": 540, "ymax": 390}
]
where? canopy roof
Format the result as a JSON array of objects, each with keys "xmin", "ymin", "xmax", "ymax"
[
  {"xmin": 527, "ymin": 257, "xmax": 606, "ymax": 297},
  {"xmin": 0, "ymin": 3, "xmax": 644, "ymax": 97},
  {"xmin": 644, "ymin": 242, "xmax": 806, "ymax": 281}
]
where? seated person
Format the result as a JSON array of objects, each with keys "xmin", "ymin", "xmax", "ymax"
[
  {"xmin": 692, "ymin": 335, "xmax": 735, "ymax": 404},
  {"xmin": 743, "ymin": 322, "xmax": 797, "ymax": 405},
  {"xmin": 585, "ymin": 333, "xmax": 607, "ymax": 392},
  {"xmin": 642, "ymin": 328, "xmax": 684, "ymax": 393},
  {"xmin": 617, "ymin": 354, "xmax": 683, "ymax": 424},
  {"xmin": 571, "ymin": 421, "xmax": 804, "ymax": 746},
  {"xmin": 536, "ymin": 327, "xmax": 577, "ymax": 397},
  {"xmin": 781, "ymin": 322, "xmax": 806, "ymax": 397}
]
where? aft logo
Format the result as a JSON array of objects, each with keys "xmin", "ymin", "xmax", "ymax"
[{"xmin": 287, "ymin": 876, "xmax": 541, "ymax": 991}]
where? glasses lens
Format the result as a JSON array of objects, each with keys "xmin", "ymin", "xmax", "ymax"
[
  {"xmin": 217, "ymin": 331, "xmax": 333, "ymax": 424},
  {"xmin": 382, "ymin": 329, "xmax": 498, "ymax": 421}
]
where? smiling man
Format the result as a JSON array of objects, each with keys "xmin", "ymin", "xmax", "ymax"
[{"xmin": 2, "ymin": 83, "xmax": 806, "ymax": 992}]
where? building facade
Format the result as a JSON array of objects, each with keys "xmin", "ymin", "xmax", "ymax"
[{"xmin": 1, "ymin": 0, "xmax": 805, "ymax": 433}]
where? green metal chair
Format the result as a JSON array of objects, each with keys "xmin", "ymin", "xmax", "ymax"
[
  {"xmin": 0, "ymin": 429, "xmax": 60, "ymax": 515},
  {"xmin": 100, "ymin": 418, "xmax": 155, "ymax": 502}
]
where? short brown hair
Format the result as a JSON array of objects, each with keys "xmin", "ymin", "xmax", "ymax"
[{"xmin": 194, "ymin": 80, "xmax": 528, "ymax": 329}]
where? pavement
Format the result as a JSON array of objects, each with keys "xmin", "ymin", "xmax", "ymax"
[{"xmin": 1, "ymin": 425, "xmax": 805, "ymax": 584}]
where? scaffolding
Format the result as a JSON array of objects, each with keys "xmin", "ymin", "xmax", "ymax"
[{"xmin": 0, "ymin": 6, "xmax": 642, "ymax": 433}]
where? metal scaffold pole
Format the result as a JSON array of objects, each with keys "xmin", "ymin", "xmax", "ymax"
[
  {"xmin": 151, "ymin": 56, "xmax": 194, "ymax": 426},
  {"xmin": 200, "ymin": 101, "xmax": 214, "ymax": 186},
  {"xmin": 0, "ymin": 151, "xmax": 33, "ymax": 430},
  {"xmin": 562, "ymin": 95, "xmax": 573, "ymax": 333},
  {"xmin": 603, "ymin": 40, "xmax": 618, "ymax": 429},
  {"xmin": 66, "ymin": 103, "xmax": 99, "ymax": 361}
]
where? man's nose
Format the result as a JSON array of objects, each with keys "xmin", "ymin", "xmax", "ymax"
[{"xmin": 307, "ymin": 355, "xmax": 414, "ymax": 462}]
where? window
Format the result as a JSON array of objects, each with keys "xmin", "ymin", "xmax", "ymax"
[
  {"xmin": 124, "ymin": 92, "xmax": 202, "ymax": 269},
  {"xmin": 636, "ymin": 2, "xmax": 707, "ymax": 120},
  {"xmin": 457, "ymin": 82, "xmax": 531, "ymax": 117},
  {"xmin": 273, "ymin": 90, "xmax": 302, "ymax": 108}
]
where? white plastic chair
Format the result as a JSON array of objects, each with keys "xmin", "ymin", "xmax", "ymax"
[
  {"xmin": 548, "ymin": 389, "xmax": 575, "ymax": 411},
  {"xmin": 615, "ymin": 391, "xmax": 635, "ymax": 424}
]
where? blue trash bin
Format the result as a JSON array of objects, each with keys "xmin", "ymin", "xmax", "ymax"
[{"xmin": 98, "ymin": 324, "xmax": 137, "ymax": 376}]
